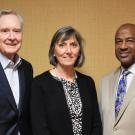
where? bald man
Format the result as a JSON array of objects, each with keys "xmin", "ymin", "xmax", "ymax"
[{"xmin": 99, "ymin": 23, "xmax": 135, "ymax": 135}]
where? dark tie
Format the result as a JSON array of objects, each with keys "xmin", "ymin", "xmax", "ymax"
[{"xmin": 115, "ymin": 70, "xmax": 130, "ymax": 117}]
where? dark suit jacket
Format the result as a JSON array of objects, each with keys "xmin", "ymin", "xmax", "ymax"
[
  {"xmin": 30, "ymin": 71, "xmax": 102, "ymax": 135},
  {"xmin": 0, "ymin": 59, "xmax": 33, "ymax": 135}
]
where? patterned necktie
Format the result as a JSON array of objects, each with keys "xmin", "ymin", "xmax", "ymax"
[{"xmin": 115, "ymin": 70, "xmax": 130, "ymax": 117}]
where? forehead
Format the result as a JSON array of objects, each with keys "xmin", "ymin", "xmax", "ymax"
[
  {"xmin": 116, "ymin": 27, "xmax": 135, "ymax": 38},
  {"xmin": 58, "ymin": 35, "xmax": 78, "ymax": 42},
  {"xmin": 0, "ymin": 14, "xmax": 21, "ymax": 29}
]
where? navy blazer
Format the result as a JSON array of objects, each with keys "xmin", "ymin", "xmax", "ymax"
[
  {"xmin": 0, "ymin": 59, "xmax": 33, "ymax": 135},
  {"xmin": 30, "ymin": 71, "xmax": 102, "ymax": 135}
]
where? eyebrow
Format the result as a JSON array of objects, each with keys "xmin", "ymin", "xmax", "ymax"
[{"xmin": 115, "ymin": 37, "xmax": 135, "ymax": 39}]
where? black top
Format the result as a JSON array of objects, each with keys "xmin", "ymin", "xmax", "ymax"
[{"xmin": 30, "ymin": 71, "xmax": 102, "ymax": 135}]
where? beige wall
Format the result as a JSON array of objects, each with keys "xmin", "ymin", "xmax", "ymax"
[{"xmin": 1, "ymin": 0, "xmax": 135, "ymax": 92}]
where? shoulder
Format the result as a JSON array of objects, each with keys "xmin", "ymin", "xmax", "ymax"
[
  {"xmin": 76, "ymin": 71, "xmax": 95, "ymax": 85},
  {"xmin": 18, "ymin": 58, "xmax": 33, "ymax": 77},
  {"xmin": 32, "ymin": 71, "xmax": 61, "ymax": 93},
  {"xmin": 101, "ymin": 67, "xmax": 120, "ymax": 81},
  {"xmin": 33, "ymin": 70, "xmax": 54, "ymax": 84},
  {"xmin": 76, "ymin": 71, "xmax": 95, "ymax": 84},
  {"xmin": 20, "ymin": 58, "xmax": 33, "ymax": 69},
  {"xmin": 76, "ymin": 71, "xmax": 97, "ymax": 97}
]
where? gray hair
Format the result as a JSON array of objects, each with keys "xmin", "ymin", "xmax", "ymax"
[
  {"xmin": 49, "ymin": 26, "xmax": 85, "ymax": 67},
  {"xmin": 0, "ymin": 9, "xmax": 24, "ymax": 30}
]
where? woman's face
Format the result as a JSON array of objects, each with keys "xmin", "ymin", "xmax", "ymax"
[{"xmin": 54, "ymin": 36, "xmax": 80, "ymax": 68}]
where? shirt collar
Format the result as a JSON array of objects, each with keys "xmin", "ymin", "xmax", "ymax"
[
  {"xmin": 121, "ymin": 63, "xmax": 135, "ymax": 75},
  {"xmin": 0, "ymin": 53, "xmax": 22, "ymax": 69}
]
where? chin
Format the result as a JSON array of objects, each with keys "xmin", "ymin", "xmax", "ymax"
[
  {"xmin": 7, "ymin": 48, "xmax": 20, "ymax": 53},
  {"xmin": 62, "ymin": 64, "xmax": 74, "ymax": 67},
  {"xmin": 121, "ymin": 62, "xmax": 132, "ymax": 68}
]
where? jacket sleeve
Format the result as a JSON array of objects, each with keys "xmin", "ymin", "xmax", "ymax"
[{"xmin": 30, "ymin": 78, "xmax": 50, "ymax": 135}]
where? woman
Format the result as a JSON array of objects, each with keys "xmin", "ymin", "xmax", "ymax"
[{"xmin": 30, "ymin": 26, "xmax": 102, "ymax": 135}]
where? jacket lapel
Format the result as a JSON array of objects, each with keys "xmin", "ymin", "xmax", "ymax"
[
  {"xmin": 115, "ymin": 75, "xmax": 135, "ymax": 123},
  {"xmin": 18, "ymin": 63, "xmax": 25, "ymax": 115},
  {"xmin": 110, "ymin": 68, "xmax": 121, "ymax": 125},
  {"xmin": 76, "ymin": 73, "xmax": 92, "ymax": 134},
  {"xmin": 56, "ymin": 79, "xmax": 74, "ymax": 134},
  {"xmin": 0, "ymin": 63, "xmax": 17, "ymax": 111}
]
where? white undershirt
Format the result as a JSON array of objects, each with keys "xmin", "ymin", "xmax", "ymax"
[{"xmin": 0, "ymin": 53, "xmax": 21, "ymax": 107}]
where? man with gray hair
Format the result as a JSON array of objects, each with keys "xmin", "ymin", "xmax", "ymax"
[{"xmin": 0, "ymin": 9, "xmax": 33, "ymax": 135}]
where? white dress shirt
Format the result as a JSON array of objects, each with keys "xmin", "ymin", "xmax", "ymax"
[{"xmin": 0, "ymin": 53, "xmax": 21, "ymax": 107}]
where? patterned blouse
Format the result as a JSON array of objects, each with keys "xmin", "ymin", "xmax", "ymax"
[{"xmin": 54, "ymin": 75, "xmax": 83, "ymax": 135}]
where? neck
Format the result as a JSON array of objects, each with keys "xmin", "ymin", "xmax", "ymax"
[
  {"xmin": 55, "ymin": 65, "xmax": 76, "ymax": 81},
  {"xmin": 5, "ymin": 53, "xmax": 16, "ymax": 62}
]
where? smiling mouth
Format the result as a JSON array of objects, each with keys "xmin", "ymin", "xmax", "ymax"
[
  {"xmin": 119, "ymin": 52, "xmax": 129, "ymax": 58},
  {"xmin": 5, "ymin": 42, "xmax": 18, "ymax": 46},
  {"xmin": 6, "ymin": 44, "xmax": 15, "ymax": 46},
  {"xmin": 64, "ymin": 58, "xmax": 73, "ymax": 61},
  {"xmin": 63, "ymin": 56, "xmax": 74, "ymax": 59}
]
